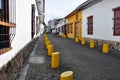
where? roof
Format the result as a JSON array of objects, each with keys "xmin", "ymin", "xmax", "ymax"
[
  {"xmin": 76, "ymin": 0, "xmax": 104, "ymax": 11},
  {"xmin": 65, "ymin": 0, "xmax": 104, "ymax": 18},
  {"xmin": 64, "ymin": 10, "xmax": 77, "ymax": 18}
]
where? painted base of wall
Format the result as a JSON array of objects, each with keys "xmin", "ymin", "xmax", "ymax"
[
  {"xmin": 84, "ymin": 37, "xmax": 120, "ymax": 51},
  {"xmin": 0, "ymin": 37, "xmax": 39, "ymax": 80}
]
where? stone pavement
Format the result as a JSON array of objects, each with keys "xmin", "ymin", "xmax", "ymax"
[{"xmin": 17, "ymin": 34, "xmax": 120, "ymax": 80}]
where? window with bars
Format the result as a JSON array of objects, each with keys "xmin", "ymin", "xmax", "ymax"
[
  {"xmin": 87, "ymin": 16, "xmax": 93, "ymax": 35},
  {"xmin": 0, "ymin": 0, "xmax": 16, "ymax": 54},
  {"xmin": 113, "ymin": 6, "xmax": 120, "ymax": 36}
]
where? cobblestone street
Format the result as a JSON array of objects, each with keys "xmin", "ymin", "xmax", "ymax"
[{"xmin": 17, "ymin": 34, "xmax": 120, "ymax": 80}]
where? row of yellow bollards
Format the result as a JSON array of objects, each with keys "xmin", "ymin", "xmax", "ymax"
[
  {"xmin": 60, "ymin": 34, "xmax": 109, "ymax": 54},
  {"xmin": 44, "ymin": 33, "xmax": 59, "ymax": 68},
  {"xmin": 75, "ymin": 37, "xmax": 109, "ymax": 53},
  {"xmin": 44, "ymin": 33, "xmax": 73, "ymax": 80}
]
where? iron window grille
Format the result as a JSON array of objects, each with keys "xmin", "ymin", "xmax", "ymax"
[{"xmin": 0, "ymin": 0, "xmax": 16, "ymax": 54}]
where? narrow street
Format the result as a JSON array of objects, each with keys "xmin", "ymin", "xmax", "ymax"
[
  {"xmin": 1, "ymin": 0, "xmax": 120, "ymax": 80},
  {"xmin": 17, "ymin": 34, "xmax": 120, "ymax": 80}
]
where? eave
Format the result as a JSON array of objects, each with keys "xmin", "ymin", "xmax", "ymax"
[
  {"xmin": 65, "ymin": 10, "xmax": 77, "ymax": 19},
  {"xmin": 76, "ymin": 0, "xmax": 104, "ymax": 11}
]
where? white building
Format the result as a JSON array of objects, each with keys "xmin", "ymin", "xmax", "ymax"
[
  {"xmin": 0, "ymin": 0, "xmax": 45, "ymax": 69},
  {"xmin": 79, "ymin": 0, "xmax": 120, "ymax": 50},
  {"xmin": 56, "ymin": 18, "xmax": 68, "ymax": 35}
]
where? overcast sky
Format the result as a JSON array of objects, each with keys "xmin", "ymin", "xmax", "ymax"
[{"xmin": 45, "ymin": 0, "xmax": 87, "ymax": 23}]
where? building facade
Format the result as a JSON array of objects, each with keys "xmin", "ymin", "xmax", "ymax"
[
  {"xmin": 0, "ymin": 0, "xmax": 45, "ymax": 68},
  {"xmin": 65, "ymin": 10, "xmax": 82, "ymax": 40},
  {"xmin": 81, "ymin": 0, "xmax": 120, "ymax": 50},
  {"xmin": 56, "ymin": 18, "xmax": 68, "ymax": 36},
  {"xmin": 65, "ymin": 0, "xmax": 120, "ymax": 50}
]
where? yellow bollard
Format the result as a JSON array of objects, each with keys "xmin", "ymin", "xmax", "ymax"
[
  {"xmin": 102, "ymin": 44, "xmax": 109, "ymax": 53},
  {"xmin": 63, "ymin": 35, "xmax": 66, "ymax": 38},
  {"xmin": 81, "ymin": 38, "xmax": 86, "ymax": 45},
  {"xmin": 75, "ymin": 37, "xmax": 79, "ymax": 43},
  {"xmin": 48, "ymin": 45, "xmax": 54, "ymax": 56},
  {"xmin": 44, "ymin": 33, "xmax": 46, "ymax": 37},
  {"xmin": 45, "ymin": 38, "xmax": 49, "ymax": 45},
  {"xmin": 90, "ymin": 40, "xmax": 95, "ymax": 48},
  {"xmin": 62, "ymin": 34, "xmax": 64, "ymax": 38},
  {"xmin": 51, "ymin": 52, "xmax": 59, "ymax": 68},
  {"xmin": 46, "ymin": 41, "xmax": 51, "ymax": 49},
  {"xmin": 60, "ymin": 71, "xmax": 73, "ymax": 80},
  {"xmin": 44, "ymin": 35, "xmax": 47, "ymax": 38}
]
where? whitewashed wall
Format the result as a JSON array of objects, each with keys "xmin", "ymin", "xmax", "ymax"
[
  {"xmin": 0, "ymin": 0, "xmax": 39, "ymax": 68},
  {"xmin": 82, "ymin": 0, "xmax": 120, "ymax": 41},
  {"xmin": 9, "ymin": 0, "xmax": 16, "ymax": 24}
]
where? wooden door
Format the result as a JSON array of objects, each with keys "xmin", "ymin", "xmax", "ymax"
[{"xmin": 75, "ymin": 22, "xmax": 79, "ymax": 38}]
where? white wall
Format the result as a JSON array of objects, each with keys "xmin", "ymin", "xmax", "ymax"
[
  {"xmin": 9, "ymin": 0, "xmax": 16, "ymax": 24},
  {"xmin": 0, "ymin": 0, "xmax": 39, "ymax": 68},
  {"xmin": 82, "ymin": 0, "xmax": 120, "ymax": 41}
]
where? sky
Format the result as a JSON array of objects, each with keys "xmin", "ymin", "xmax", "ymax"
[{"xmin": 45, "ymin": 0, "xmax": 87, "ymax": 23}]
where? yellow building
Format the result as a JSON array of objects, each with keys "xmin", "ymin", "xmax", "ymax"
[{"xmin": 65, "ymin": 10, "xmax": 82, "ymax": 40}]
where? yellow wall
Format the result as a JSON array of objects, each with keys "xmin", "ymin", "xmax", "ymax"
[
  {"xmin": 67, "ymin": 14, "xmax": 76, "ymax": 38},
  {"xmin": 67, "ymin": 11, "xmax": 82, "ymax": 40},
  {"xmin": 78, "ymin": 11, "xmax": 82, "ymax": 40}
]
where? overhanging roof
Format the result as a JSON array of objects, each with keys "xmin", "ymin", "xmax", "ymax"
[
  {"xmin": 76, "ymin": 0, "xmax": 104, "ymax": 11},
  {"xmin": 65, "ymin": 0, "xmax": 104, "ymax": 19},
  {"xmin": 65, "ymin": 10, "xmax": 77, "ymax": 18}
]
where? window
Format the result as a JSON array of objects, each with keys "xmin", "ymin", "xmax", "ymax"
[
  {"xmin": 113, "ymin": 7, "xmax": 120, "ymax": 36},
  {"xmin": 31, "ymin": 4, "xmax": 35, "ymax": 39},
  {"xmin": 87, "ymin": 16, "xmax": 93, "ymax": 35},
  {"xmin": 0, "ymin": 0, "xmax": 16, "ymax": 54}
]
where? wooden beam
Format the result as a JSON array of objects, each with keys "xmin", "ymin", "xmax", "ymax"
[
  {"xmin": 0, "ymin": 47, "xmax": 13, "ymax": 55},
  {"xmin": 0, "ymin": 21, "xmax": 16, "ymax": 28}
]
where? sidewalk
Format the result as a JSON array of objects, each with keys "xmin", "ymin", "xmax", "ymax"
[{"xmin": 17, "ymin": 34, "xmax": 120, "ymax": 80}]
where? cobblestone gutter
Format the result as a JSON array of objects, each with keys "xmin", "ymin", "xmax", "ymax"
[{"xmin": 0, "ymin": 37, "xmax": 39, "ymax": 80}]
